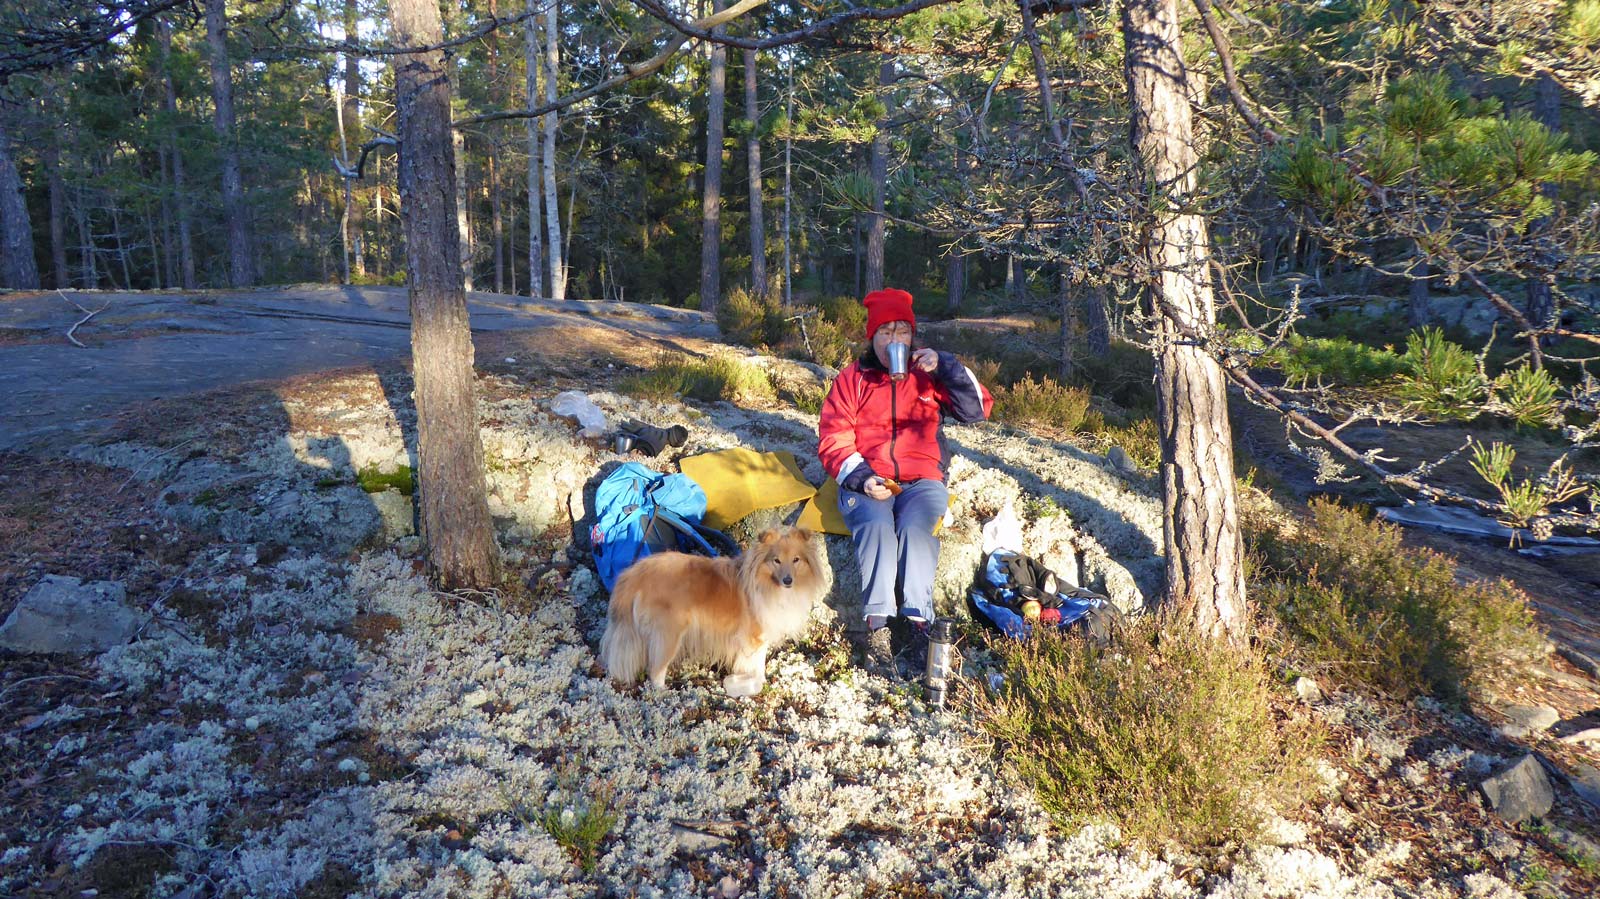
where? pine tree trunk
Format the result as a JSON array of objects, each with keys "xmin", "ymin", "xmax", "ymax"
[
  {"xmin": 489, "ymin": 154, "xmax": 504, "ymax": 294},
  {"xmin": 524, "ymin": 0, "xmax": 544, "ymax": 299},
  {"xmin": 206, "ymin": 0, "xmax": 253, "ymax": 287},
  {"xmin": 73, "ymin": 185, "xmax": 96, "ymax": 288},
  {"xmin": 1123, "ymin": 0, "xmax": 1246, "ymax": 642},
  {"xmin": 160, "ymin": 22, "xmax": 196, "ymax": 289},
  {"xmin": 852, "ymin": 215, "xmax": 861, "ymax": 297},
  {"xmin": 46, "ymin": 140, "xmax": 67, "ymax": 288},
  {"xmin": 781, "ymin": 56, "xmax": 793, "ymax": 307},
  {"xmin": 1086, "ymin": 283, "xmax": 1111, "ymax": 353},
  {"xmin": 865, "ymin": 60, "xmax": 892, "ymax": 293},
  {"xmin": 454, "ymin": 127, "xmax": 473, "ymax": 292},
  {"xmin": 389, "ymin": 0, "xmax": 502, "ymax": 589},
  {"xmin": 0, "ymin": 115, "xmax": 40, "ymax": 289},
  {"xmin": 744, "ymin": 48, "xmax": 766, "ymax": 298},
  {"xmin": 1525, "ymin": 73, "xmax": 1558, "ymax": 334},
  {"xmin": 543, "ymin": 0, "xmax": 565, "ymax": 299},
  {"xmin": 699, "ymin": 0, "xmax": 727, "ymax": 313},
  {"xmin": 343, "ymin": 0, "xmax": 365, "ymax": 279},
  {"xmin": 1408, "ymin": 247, "xmax": 1430, "ymax": 328},
  {"xmin": 946, "ymin": 252, "xmax": 965, "ymax": 314},
  {"xmin": 1058, "ymin": 269, "xmax": 1076, "ymax": 379}
]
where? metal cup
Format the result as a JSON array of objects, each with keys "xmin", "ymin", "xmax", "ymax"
[
  {"xmin": 613, "ymin": 433, "xmax": 635, "ymax": 454},
  {"xmin": 887, "ymin": 342, "xmax": 910, "ymax": 381}
]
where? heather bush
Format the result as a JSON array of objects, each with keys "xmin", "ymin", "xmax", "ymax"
[
  {"xmin": 1249, "ymin": 498, "xmax": 1544, "ymax": 701},
  {"xmin": 977, "ymin": 619, "xmax": 1318, "ymax": 849},
  {"xmin": 717, "ymin": 287, "xmax": 790, "ymax": 348},
  {"xmin": 992, "ymin": 376, "xmax": 1094, "ymax": 432}
]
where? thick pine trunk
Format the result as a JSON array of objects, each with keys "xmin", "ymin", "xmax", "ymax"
[
  {"xmin": 699, "ymin": 0, "xmax": 727, "ymax": 313},
  {"xmin": 389, "ymin": 0, "xmax": 502, "ymax": 589},
  {"xmin": 206, "ymin": 0, "xmax": 253, "ymax": 287},
  {"xmin": 0, "ymin": 115, "xmax": 40, "ymax": 289},
  {"xmin": 1525, "ymin": 73, "xmax": 1558, "ymax": 334},
  {"xmin": 744, "ymin": 48, "xmax": 766, "ymax": 298},
  {"xmin": 543, "ymin": 0, "xmax": 565, "ymax": 299},
  {"xmin": 865, "ymin": 60, "xmax": 892, "ymax": 293},
  {"xmin": 1123, "ymin": 0, "xmax": 1246, "ymax": 641}
]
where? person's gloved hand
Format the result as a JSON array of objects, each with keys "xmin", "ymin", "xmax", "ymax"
[{"xmin": 840, "ymin": 464, "xmax": 876, "ymax": 494}]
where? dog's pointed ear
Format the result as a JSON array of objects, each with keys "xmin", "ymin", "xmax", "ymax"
[
  {"xmin": 759, "ymin": 528, "xmax": 781, "ymax": 545},
  {"xmin": 794, "ymin": 527, "xmax": 814, "ymax": 543}
]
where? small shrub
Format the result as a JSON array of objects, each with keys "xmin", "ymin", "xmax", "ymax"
[
  {"xmin": 717, "ymin": 287, "xmax": 791, "ymax": 348},
  {"xmin": 1493, "ymin": 365, "xmax": 1561, "ymax": 430},
  {"xmin": 787, "ymin": 382, "xmax": 826, "ymax": 415},
  {"xmin": 977, "ymin": 620, "xmax": 1318, "ymax": 848},
  {"xmin": 1071, "ymin": 415, "xmax": 1161, "ymax": 469},
  {"xmin": 1470, "ymin": 442, "xmax": 1586, "ymax": 532},
  {"xmin": 616, "ymin": 359, "xmax": 689, "ymax": 403},
  {"xmin": 993, "ymin": 376, "xmax": 1093, "ymax": 432},
  {"xmin": 818, "ymin": 294, "xmax": 868, "ymax": 331},
  {"xmin": 804, "ymin": 316, "xmax": 861, "ymax": 370},
  {"xmin": 1397, "ymin": 327, "xmax": 1487, "ymax": 419},
  {"xmin": 1074, "ymin": 340, "xmax": 1158, "ymax": 413},
  {"xmin": 540, "ymin": 783, "xmax": 619, "ymax": 874},
  {"xmin": 618, "ymin": 354, "xmax": 777, "ymax": 405},
  {"xmin": 1249, "ymin": 498, "xmax": 1544, "ymax": 701}
]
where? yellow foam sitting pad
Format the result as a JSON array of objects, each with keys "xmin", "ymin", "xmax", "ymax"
[
  {"xmin": 679, "ymin": 448, "xmax": 818, "ymax": 530},
  {"xmin": 798, "ymin": 478, "xmax": 945, "ymax": 537}
]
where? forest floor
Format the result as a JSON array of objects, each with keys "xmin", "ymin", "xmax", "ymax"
[{"xmin": 1, "ymin": 287, "xmax": 1599, "ymax": 897}]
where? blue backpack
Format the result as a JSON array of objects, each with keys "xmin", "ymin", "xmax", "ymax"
[{"xmin": 589, "ymin": 462, "xmax": 740, "ymax": 591}]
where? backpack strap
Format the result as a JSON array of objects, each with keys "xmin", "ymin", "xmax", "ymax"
[{"xmin": 652, "ymin": 506, "xmax": 722, "ymax": 557}]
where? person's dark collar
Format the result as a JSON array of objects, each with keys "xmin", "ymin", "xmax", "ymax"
[{"xmin": 859, "ymin": 347, "xmax": 885, "ymax": 372}]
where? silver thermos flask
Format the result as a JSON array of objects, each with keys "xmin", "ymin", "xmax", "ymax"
[{"xmin": 925, "ymin": 619, "xmax": 957, "ymax": 710}]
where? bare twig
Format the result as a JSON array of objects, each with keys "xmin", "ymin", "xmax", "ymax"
[{"xmin": 58, "ymin": 290, "xmax": 110, "ymax": 348}]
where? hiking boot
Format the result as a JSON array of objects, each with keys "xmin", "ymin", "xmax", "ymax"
[{"xmin": 860, "ymin": 626, "xmax": 896, "ymax": 678}]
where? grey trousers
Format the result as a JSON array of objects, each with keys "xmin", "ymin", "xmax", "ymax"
[{"xmin": 838, "ymin": 478, "xmax": 948, "ymax": 622}]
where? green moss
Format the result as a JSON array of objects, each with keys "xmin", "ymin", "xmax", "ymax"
[{"xmin": 357, "ymin": 465, "xmax": 414, "ymax": 496}]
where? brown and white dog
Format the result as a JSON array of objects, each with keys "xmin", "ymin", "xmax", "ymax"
[{"xmin": 599, "ymin": 526, "xmax": 824, "ymax": 697}]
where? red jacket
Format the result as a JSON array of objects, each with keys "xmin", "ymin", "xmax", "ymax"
[{"xmin": 818, "ymin": 350, "xmax": 993, "ymax": 487}]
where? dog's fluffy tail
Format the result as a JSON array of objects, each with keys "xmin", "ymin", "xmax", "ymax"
[{"xmin": 598, "ymin": 591, "xmax": 646, "ymax": 684}]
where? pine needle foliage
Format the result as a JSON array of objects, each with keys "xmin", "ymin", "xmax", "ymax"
[{"xmin": 1396, "ymin": 327, "xmax": 1487, "ymax": 419}]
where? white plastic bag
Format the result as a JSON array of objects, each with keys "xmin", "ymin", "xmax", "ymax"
[
  {"xmin": 981, "ymin": 499, "xmax": 1024, "ymax": 555},
  {"xmin": 550, "ymin": 390, "xmax": 608, "ymax": 437}
]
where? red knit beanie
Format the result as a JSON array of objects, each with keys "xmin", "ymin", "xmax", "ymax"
[{"xmin": 863, "ymin": 288, "xmax": 916, "ymax": 340}]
